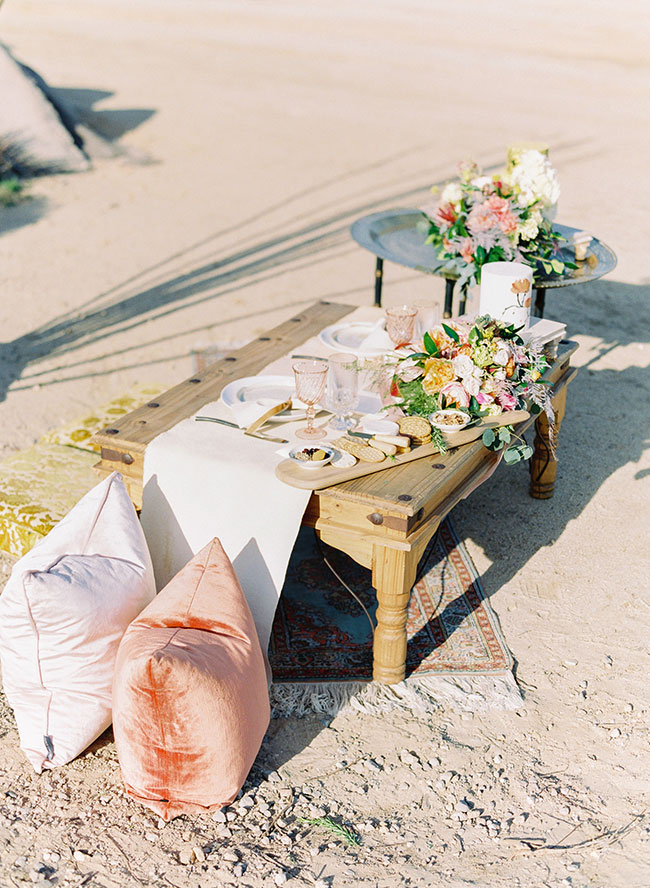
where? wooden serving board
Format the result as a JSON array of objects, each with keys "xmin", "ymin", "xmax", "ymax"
[{"xmin": 275, "ymin": 410, "xmax": 530, "ymax": 490}]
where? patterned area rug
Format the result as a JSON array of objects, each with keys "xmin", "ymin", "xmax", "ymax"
[{"xmin": 269, "ymin": 518, "xmax": 520, "ymax": 715}]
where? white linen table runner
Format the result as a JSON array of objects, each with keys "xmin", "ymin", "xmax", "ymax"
[{"xmin": 140, "ymin": 306, "xmax": 382, "ymax": 655}]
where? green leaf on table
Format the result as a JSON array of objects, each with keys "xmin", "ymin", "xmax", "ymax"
[
  {"xmin": 497, "ymin": 427, "xmax": 512, "ymax": 444},
  {"xmin": 503, "ymin": 447, "xmax": 522, "ymax": 464},
  {"xmin": 442, "ymin": 323, "xmax": 459, "ymax": 342}
]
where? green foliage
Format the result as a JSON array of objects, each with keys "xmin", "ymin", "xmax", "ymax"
[
  {"xmin": 0, "ymin": 178, "xmax": 25, "ymax": 207},
  {"xmin": 482, "ymin": 424, "xmax": 533, "ymax": 464},
  {"xmin": 395, "ymin": 379, "xmax": 440, "ymax": 417},
  {"xmin": 299, "ymin": 816, "xmax": 361, "ymax": 847},
  {"xmin": 423, "ymin": 332, "xmax": 439, "ymax": 356}
]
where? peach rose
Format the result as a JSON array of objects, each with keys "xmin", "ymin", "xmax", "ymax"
[{"xmin": 422, "ymin": 357, "xmax": 455, "ymax": 394}]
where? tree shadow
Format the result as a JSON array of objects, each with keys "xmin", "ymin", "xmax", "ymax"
[
  {"xmin": 50, "ymin": 86, "xmax": 156, "ymax": 142},
  {"xmin": 0, "ymin": 195, "xmax": 49, "ymax": 235}
]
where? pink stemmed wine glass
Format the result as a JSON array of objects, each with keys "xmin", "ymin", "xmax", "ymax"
[
  {"xmin": 385, "ymin": 305, "xmax": 418, "ymax": 349},
  {"xmin": 292, "ymin": 360, "xmax": 329, "ymax": 440}
]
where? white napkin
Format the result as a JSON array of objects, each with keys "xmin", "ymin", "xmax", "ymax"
[{"xmin": 356, "ymin": 319, "xmax": 394, "ymax": 354}]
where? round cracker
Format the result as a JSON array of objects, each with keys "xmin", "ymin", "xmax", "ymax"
[
  {"xmin": 331, "ymin": 437, "xmax": 386, "ymax": 463},
  {"xmin": 397, "ymin": 415, "xmax": 432, "ymax": 439}
]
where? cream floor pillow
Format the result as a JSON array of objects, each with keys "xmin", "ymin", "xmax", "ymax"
[{"xmin": 0, "ymin": 472, "xmax": 155, "ymax": 772}]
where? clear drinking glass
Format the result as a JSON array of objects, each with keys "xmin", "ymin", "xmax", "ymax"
[
  {"xmin": 385, "ymin": 305, "xmax": 418, "ymax": 348},
  {"xmin": 326, "ymin": 353, "xmax": 359, "ymax": 430},
  {"xmin": 292, "ymin": 359, "xmax": 329, "ymax": 440},
  {"xmin": 412, "ymin": 302, "xmax": 442, "ymax": 340}
]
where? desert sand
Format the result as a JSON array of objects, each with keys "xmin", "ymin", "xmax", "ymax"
[{"xmin": 0, "ymin": 1, "xmax": 649, "ymax": 886}]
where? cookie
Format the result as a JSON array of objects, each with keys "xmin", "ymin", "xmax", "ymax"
[
  {"xmin": 397, "ymin": 416, "xmax": 432, "ymax": 439},
  {"xmin": 332, "ymin": 437, "xmax": 386, "ymax": 463}
]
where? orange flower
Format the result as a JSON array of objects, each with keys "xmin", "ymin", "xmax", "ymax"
[
  {"xmin": 505, "ymin": 357, "xmax": 516, "ymax": 378},
  {"xmin": 422, "ymin": 357, "xmax": 455, "ymax": 394}
]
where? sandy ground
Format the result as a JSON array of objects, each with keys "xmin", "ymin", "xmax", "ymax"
[{"xmin": 0, "ymin": 0, "xmax": 649, "ymax": 885}]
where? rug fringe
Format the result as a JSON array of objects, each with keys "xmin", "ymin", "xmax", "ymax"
[{"xmin": 270, "ymin": 672, "xmax": 522, "ymax": 718}]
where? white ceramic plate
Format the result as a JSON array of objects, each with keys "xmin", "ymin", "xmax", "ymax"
[
  {"xmin": 221, "ymin": 375, "xmax": 383, "ymax": 422},
  {"xmin": 220, "ymin": 376, "xmax": 308, "ymax": 422},
  {"xmin": 319, "ymin": 321, "xmax": 392, "ymax": 356}
]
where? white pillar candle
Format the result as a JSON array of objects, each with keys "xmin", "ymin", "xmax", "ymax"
[{"xmin": 479, "ymin": 261, "xmax": 533, "ymax": 328}]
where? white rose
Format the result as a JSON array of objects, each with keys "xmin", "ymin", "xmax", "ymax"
[
  {"xmin": 470, "ymin": 175, "xmax": 492, "ymax": 190},
  {"xmin": 452, "ymin": 354, "xmax": 475, "ymax": 377},
  {"xmin": 441, "ymin": 181, "xmax": 464, "ymax": 207},
  {"xmin": 493, "ymin": 346, "xmax": 510, "ymax": 366}
]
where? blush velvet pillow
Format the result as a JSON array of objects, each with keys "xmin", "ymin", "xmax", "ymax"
[
  {"xmin": 0, "ymin": 472, "xmax": 155, "ymax": 772},
  {"xmin": 112, "ymin": 537, "xmax": 270, "ymax": 821}
]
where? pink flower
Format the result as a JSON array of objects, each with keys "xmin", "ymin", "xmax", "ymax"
[
  {"xmin": 467, "ymin": 203, "xmax": 497, "ymax": 233},
  {"xmin": 485, "ymin": 195, "xmax": 511, "ymax": 216},
  {"xmin": 475, "ymin": 391, "xmax": 495, "ymax": 405},
  {"xmin": 498, "ymin": 211, "xmax": 518, "ymax": 234},
  {"xmin": 496, "ymin": 390, "xmax": 519, "ymax": 411},
  {"xmin": 459, "ymin": 237, "xmax": 474, "ymax": 262},
  {"xmin": 440, "ymin": 381, "xmax": 471, "ymax": 408}
]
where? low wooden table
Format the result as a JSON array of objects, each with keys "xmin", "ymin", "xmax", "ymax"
[{"xmin": 93, "ymin": 301, "xmax": 578, "ymax": 685}]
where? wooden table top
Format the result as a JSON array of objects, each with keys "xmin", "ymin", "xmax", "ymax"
[{"xmin": 92, "ymin": 300, "xmax": 578, "ymax": 515}]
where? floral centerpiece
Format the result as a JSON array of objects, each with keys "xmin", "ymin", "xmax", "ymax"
[
  {"xmin": 389, "ymin": 315, "xmax": 553, "ymax": 463},
  {"xmin": 420, "ymin": 146, "xmax": 574, "ymax": 293}
]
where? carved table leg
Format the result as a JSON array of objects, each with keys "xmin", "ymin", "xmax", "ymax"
[
  {"xmin": 371, "ymin": 544, "xmax": 419, "ymax": 684},
  {"xmin": 529, "ymin": 384, "xmax": 568, "ymax": 499}
]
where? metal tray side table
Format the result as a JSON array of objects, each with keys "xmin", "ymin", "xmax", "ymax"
[{"xmin": 350, "ymin": 209, "xmax": 617, "ymax": 318}]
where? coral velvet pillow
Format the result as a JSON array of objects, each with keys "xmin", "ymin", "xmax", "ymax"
[
  {"xmin": 0, "ymin": 472, "xmax": 155, "ymax": 772},
  {"xmin": 112, "ymin": 537, "xmax": 270, "ymax": 821}
]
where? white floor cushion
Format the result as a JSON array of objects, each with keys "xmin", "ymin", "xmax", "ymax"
[{"xmin": 0, "ymin": 472, "xmax": 155, "ymax": 772}]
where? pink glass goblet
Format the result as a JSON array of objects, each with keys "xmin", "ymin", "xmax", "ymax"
[
  {"xmin": 385, "ymin": 305, "xmax": 417, "ymax": 349},
  {"xmin": 292, "ymin": 360, "xmax": 328, "ymax": 440}
]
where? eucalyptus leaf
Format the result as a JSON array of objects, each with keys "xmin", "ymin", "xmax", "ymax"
[
  {"xmin": 503, "ymin": 448, "xmax": 521, "ymax": 464},
  {"xmin": 482, "ymin": 428, "xmax": 496, "ymax": 446}
]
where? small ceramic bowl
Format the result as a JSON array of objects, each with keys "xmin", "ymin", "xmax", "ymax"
[
  {"xmin": 429, "ymin": 409, "xmax": 471, "ymax": 432},
  {"xmin": 289, "ymin": 445, "xmax": 334, "ymax": 469}
]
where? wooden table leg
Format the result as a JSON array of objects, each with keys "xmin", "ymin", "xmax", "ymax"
[
  {"xmin": 529, "ymin": 384, "xmax": 568, "ymax": 499},
  {"xmin": 371, "ymin": 544, "xmax": 419, "ymax": 684}
]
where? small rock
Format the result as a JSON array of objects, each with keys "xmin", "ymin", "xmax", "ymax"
[
  {"xmin": 216, "ymin": 826, "xmax": 232, "ymax": 839},
  {"xmin": 604, "ymin": 655, "xmax": 613, "ymax": 667},
  {"xmin": 268, "ymin": 771, "xmax": 281, "ymax": 783},
  {"xmin": 309, "ymin": 805, "xmax": 326, "ymax": 818},
  {"xmin": 178, "ymin": 848, "xmax": 194, "ymax": 866},
  {"xmin": 273, "ymin": 873, "xmax": 288, "ymax": 886},
  {"xmin": 145, "ymin": 832, "xmax": 158, "ymax": 842},
  {"xmin": 428, "ymin": 757, "xmax": 441, "ymax": 768},
  {"xmin": 73, "ymin": 850, "xmax": 91, "ymax": 863},
  {"xmin": 226, "ymin": 811, "xmax": 237, "ymax": 821},
  {"xmin": 455, "ymin": 800, "xmax": 471, "ymax": 814},
  {"xmin": 578, "ymin": 680, "xmax": 588, "ymax": 689},
  {"xmin": 493, "ymin": 754, "xmax": 503, "ymax": 765},
  {"xmin": 364, "ymin": 758, "xmax": 383, "ymax": 773},
  {"xmin": 212, "ymin": 809, "xmax": 228, "ymax": 823},
  {"xmin": 399, "ymin": 750, "xmax": 419, "ymax": 767},
  {"xmin": 232, "ymin": 863, "xmax": 245, "ymax": 877},
  {"xmin": 624, "ymin": 703, "xmax": 634, "ymax": 714},
  {"xmin": 610, "ymin": 728, "xmax": 622, "ymax": 739},
  {"xmin": 239, "ymin": 795, "xmax": 255, "ymax": 809},
  {"xmin": 192, "ymin": 846, "xmax": 205, "ymax": 863},
  {"xmin": 223, "ymin": 852, "xmax": 239, "ymax": 863},
  {"xmin": 157, "ymin": 818, "xmax": 166, "ymax": 829},
  {"xmin": 14, "ymin": 857, "xmax": 28, "ymax": 868},
  {"xmin": 440, "ymin": 770, "xmax": 454, "ymax": 783},
  {"xmin": 560, "ymin": 805, "xmax": 571, "ymax": 816}
]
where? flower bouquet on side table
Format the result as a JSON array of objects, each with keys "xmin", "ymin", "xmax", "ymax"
[
  {"xmin": 419, "ymin": 145, "xmax": 576, "ymax": 294},
  {"xmin": 389, "ymin": 314, "xmax": 553, "ymax": 464}
]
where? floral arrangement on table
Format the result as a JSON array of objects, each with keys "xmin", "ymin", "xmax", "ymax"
[
  {"xmin": 390, "ymin": 314, "xmax": 553, "ymax": 463},
  {"xmin": 420, "ymin": 145, "xmax": 574, "ymax": 293}
]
